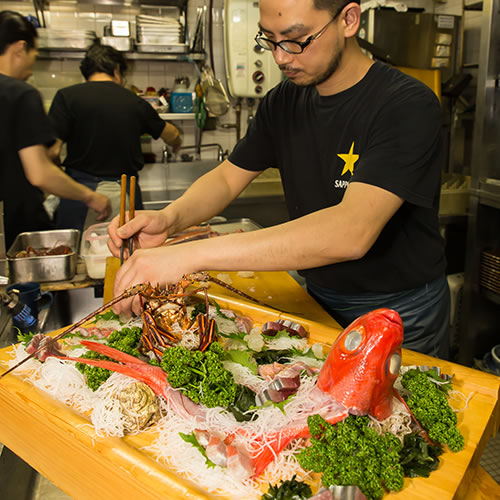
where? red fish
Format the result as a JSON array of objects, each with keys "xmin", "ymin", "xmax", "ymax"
[
  {"xmin": 52, "ymin": 308, "xmax": 403, "ymax": 477},
  {"xmin": 317, "ymin": 308, "xmax": 403, "ymax": 420}
]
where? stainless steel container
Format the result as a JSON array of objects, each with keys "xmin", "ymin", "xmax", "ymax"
[{"xmin": 7, "ymin": 230, "xmax": 80, "ymax": 283}]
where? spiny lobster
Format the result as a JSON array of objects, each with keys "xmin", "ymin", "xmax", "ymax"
[{"xmin": 0, "ymin": 271, "xmax": 277, "ymax": 379}]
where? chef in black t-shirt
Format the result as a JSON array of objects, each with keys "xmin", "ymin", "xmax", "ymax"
[
  {"xmin": 48, "ymin": 42, "xmax": 182, "ymax": 233},
  {"xmin": 0, "ymin": 10, "xmax": 111, "ymax": 249},
  {"xmin": 108, "ymin": 0, "xmax": 450, "ymax": 359}
]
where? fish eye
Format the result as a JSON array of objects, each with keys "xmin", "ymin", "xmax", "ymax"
[
  {"xmin": 344, "ymin": 329, "xmax": 363, "ymax": 351},
  {"xmin": 387, "ymin": 352, "xmax": 401, "ymax": 375}
]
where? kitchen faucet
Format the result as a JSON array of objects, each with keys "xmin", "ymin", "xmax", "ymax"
[{"xmin": 174, "ymin": 143, "xmax": 226, "ymax": 162}]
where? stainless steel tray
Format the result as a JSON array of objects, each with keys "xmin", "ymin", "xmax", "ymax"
[
  {"xmin": 204, "ymin": 218, "xmax": 262, "ymax": 232},
  {"xmin": 7, "ymin": 230, "xmax": 80, "ymax": 283}
]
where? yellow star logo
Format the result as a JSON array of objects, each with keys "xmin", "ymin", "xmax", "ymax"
[{"xmin": 338, "ymin": 142, "xmax": 359, "ymax": 176}]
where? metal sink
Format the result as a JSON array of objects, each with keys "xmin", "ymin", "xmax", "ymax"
[
  {"xmin": 140, "ymin": 161, "xmax": 288, "ymax": 227},
  {"xmin": 140, "ymin": 160, "xmax": 219, "ymax": 209}
]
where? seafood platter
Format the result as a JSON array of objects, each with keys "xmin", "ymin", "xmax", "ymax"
[{"xmin": 0, "ymin": 272, "xmax": 499, "ymax": 500}]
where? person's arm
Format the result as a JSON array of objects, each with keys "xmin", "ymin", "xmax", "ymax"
[
  {"xmin": 107, "ymin": 159, "xmax": 261, "ymax": 255},
  {"xmin": 160, "ymin": 121, "xmax": 182, "ymax": 152},
  {"xmin": 19, "ymin": 144, "xmax": 111, "ymax": 219},
  {"xmin": 46, "ymin": 138, "xmax": 63, "ymax": 164},
  {"xmin": 112, "ymin": 180, "xmax": 402, "ymax": 315}
]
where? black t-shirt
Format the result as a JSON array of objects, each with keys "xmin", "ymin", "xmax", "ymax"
[
  {"xmin": 0, "ymin": 74, "xmax": 55, "ymax": 249},
  {"xmin": 229, "ymin": 62, "xmax": 446, "ymax": 293},
  {"xmin": 48, "ymin": 81, "xmax": 166, "ymax": 177}
]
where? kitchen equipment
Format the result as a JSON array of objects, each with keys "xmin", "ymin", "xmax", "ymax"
[
  {"xmin": 7, "ymin": 230, "xmax": 80, "ymax": 283},
  {"xmin": 110, "ymin": 20, "xmax": 130, "ymax": 37},
  {"xmin": 81, "ymin": 223, "xmax": 113, "ymax": 279},
  {"xmin": 100, "ymin": 36, "xmax": 133, "ymax": 52},
  {"xmin": 5, "ymin": 283, "xmax": 53, "ymax": 332},
  {"xmin": 224, "ymin": 0, "xmax": 283, "ymax": 98},
  {"xmin": 37, "ymin": 28, "xmax": 96, "ymax": 50}
]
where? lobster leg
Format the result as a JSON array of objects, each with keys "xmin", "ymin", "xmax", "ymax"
[
  {"xmin": 197, "ymin": 313, "xmax": 217, "ymax": 352},
  {"xmin": 0, "ymin": 284, "xmax": 147, "ymax": 380}
]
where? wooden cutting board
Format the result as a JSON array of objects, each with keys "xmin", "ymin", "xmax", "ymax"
[{"xmin": 0, "ymin": 291, "xmax": 498, "ymax": 500}]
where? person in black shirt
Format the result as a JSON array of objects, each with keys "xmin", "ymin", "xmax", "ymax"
[
  {"xmin": 107, "ymin": 0, "xmax": 450, "ymax": 358},
  {"xmin": 48, "ymin": 42, "xmax": 182, "ymax": 232},
  {"xmin": 0, "ymin": 10, "xmax": 111, "ymax": 249}
]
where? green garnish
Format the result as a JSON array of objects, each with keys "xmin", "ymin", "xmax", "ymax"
[
  {"xmin": 261, "ymin": 475, "xmax": 312, "ymax": 500},
  {"xmin": 298, "ymin": 415, "xmax": 404, "ymax": 500},
  {"xmin": 16, "ymin": 330, "xmax": 35, "ymax": 347},
  {"xmin": 399, "ymin": 432, "xmax": 443, "ymax": 478},
  {"xmin": 76, "ymin": 326, "xmax": 142, "ymax": 391},
  {"xmin": 160, "ymin": 342, "xmax": 237, "ymax": 408},
  {"xmin": 179, "ymin": 432, "xmax": 216, "ymax": 469},
  {"xmin": 401, "ymin": 369, "xmax": 464, "ymax": 452},
  {"xmin": 93, "ymin": 310, "xmax": 121, "ymax": 323}
]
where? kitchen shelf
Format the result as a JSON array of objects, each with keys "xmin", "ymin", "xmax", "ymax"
[
  {"xmin": 159, "ymin": 113, "xmax": 195, "ymax": 120},
  {"xmin": 38, "ymin": 49, "xmax": 205, "ymax": 62}
]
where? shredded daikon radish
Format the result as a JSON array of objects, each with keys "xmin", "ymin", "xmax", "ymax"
[
  {"xmin": 449, "ymin": 390, "xmax": 475, "ymax": 412},
  {"xmin": 265, "ymin": 335, "xmax": 309, "ymax": 351},
  {"xmin": 368, "ymin": 397, "xmax": 413, "ymax": 444},
  {"xmin": 223, "ymin": 360, "xmax": 267, "ymax": 393}
]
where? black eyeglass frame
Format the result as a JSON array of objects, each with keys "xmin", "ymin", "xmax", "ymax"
[{"xmin": 254, "ymin": 6, "xmax": 345, "ymax": 55}]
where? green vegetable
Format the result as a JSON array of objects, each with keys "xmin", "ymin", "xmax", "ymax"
[
  {"xmin": 179, "ymin": 432, "xmax": 216, "ymax": 469},
  {"xmin": 261, "ymin": 475, "xmax": 312, "ymax": 500},
  {"xmin": 253, "ymin": 349, "xmax": 293, "ymax": 365},
  {"xmin": 298, "ymin": 415, "xmax": 404, "ymax": 500},
  {"xmin": 229, "ymin": 385, "xmax": 257, "ymax": 422},
  {"xmin": 401, "ymin": 369, "xmax": 464, "ymax": 452},
  {"xmin": 262, "ymin": 329, "xmax": 294, "ymax": 341},
  {"xmin": 160, "ymin": 342, "xmax": 237, "ymax": 408},
  {"xmin": 399, "ymin": 433, "xmax": 443, "ymax": 478},
  {"xmin": 93, "ymin": 310, "xmax": 121, "ymax": 323},
  {"xmin": 76, "ymin": 326, "xmax": 142, "ymax": 391},
  {"xmin": 224, "ymin": 349, "xmax": 258, "ymax": 374},
  {"xmin": 16, "ymin": 330, "xmax": 35, "ymax": 348}
]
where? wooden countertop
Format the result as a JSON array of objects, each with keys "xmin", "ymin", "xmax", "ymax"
[{"xmin": 0, "ymin": 267, "xmax": 498, "ymax": 499}]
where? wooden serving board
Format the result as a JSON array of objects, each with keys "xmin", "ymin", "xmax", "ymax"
[{"xmin": 0, "ymin": 274, "xmax": 498, "ymax": 499}]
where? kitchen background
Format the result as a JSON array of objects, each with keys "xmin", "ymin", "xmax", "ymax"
[{"xmin": 0, "ymin": 0, "xmax": 499, "ymax": 496}]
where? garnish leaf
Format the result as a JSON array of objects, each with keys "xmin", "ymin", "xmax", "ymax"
[
  {"xmin": 179, "ymin": 432, "xmax": 216, "ymax": 469},
  {"xmin": 224, "ymin": 349, "xmax": 258, "ymax": 374}
]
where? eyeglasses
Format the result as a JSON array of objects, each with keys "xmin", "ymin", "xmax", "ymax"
[{"xmin": 254, "ymin": 8, "xmax": 343, "ymax": 55}]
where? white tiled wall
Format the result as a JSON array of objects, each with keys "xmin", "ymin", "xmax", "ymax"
[{"xmin": 0, "ymin": 0, "xmax": 248, "ymax": 159}]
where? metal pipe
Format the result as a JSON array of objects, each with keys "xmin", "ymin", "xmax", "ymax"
[{"xmin": 176, "ymin": 143, "xmax": 225, "ymax": 161}]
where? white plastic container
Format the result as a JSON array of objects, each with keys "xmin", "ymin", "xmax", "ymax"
[{"xmin": 81, "ymin": 222, "xmax": 113, "ymax": 279}]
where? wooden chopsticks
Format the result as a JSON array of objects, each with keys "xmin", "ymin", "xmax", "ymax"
[{"xmin": 119, "ymin": 174, "xmax": 136, "ymax": 265}]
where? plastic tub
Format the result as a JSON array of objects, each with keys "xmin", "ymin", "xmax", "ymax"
[{"xmin": 81, "ymin": 223, "xmax": 113, "ymax": 279}]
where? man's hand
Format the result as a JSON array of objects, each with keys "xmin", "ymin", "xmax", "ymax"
[
  {"xmin": 107, "ymin": 210, "xmax": 172, "ymax": 258},
  {"xmin": 87, "ymin": 191, "xmax": 111, "ymax": 221},
  {"xmin": 112, "ymin": 244, "xmax": 199, "ymax": 316}
]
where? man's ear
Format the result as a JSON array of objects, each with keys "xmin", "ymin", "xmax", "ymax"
[
  {"xmin": 342, "ymin": 3, "xmax": 361, "ymax": 39},
  {"xmin": 11, "ymin": 40, "xmax": 28, "ymax": 56}
]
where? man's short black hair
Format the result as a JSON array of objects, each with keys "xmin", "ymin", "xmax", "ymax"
[
  {"xmin": 0, "ymin": 10, "xmax": 37, "ymax": 55},
  {"xmin": 80, "ymin": 41, "xmax": 128, "ymax": 80},
  {"xmin": 313, "ymin": 0, "xmax": 360, "ymax": 16}
]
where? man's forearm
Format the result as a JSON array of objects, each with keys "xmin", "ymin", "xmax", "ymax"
[
  {"xmin": 163, "ymin": 161, "xmax": 257, "ymax": 234},
  {"xmin": 19, "ymin": 145, "xmax": 94, "ymax": 204}
]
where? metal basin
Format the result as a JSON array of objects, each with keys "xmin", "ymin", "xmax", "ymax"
[{"xmin": 141, "ymin": 160, "xmax": 219, "ymax": 209}]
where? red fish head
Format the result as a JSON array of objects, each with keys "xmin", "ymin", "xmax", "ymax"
[{"xmin": 317, "ymin": 308, "xmax": 403, "ymax": 420}]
